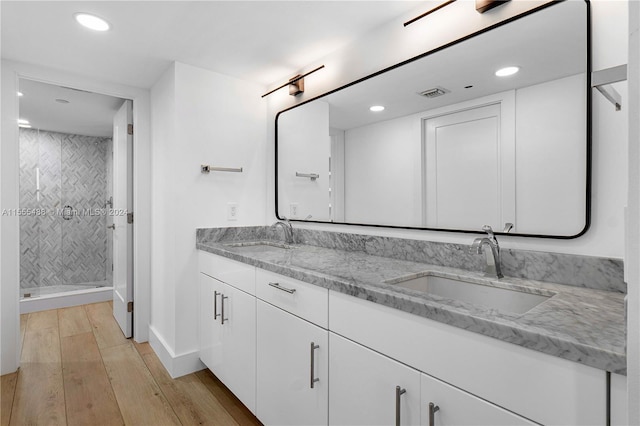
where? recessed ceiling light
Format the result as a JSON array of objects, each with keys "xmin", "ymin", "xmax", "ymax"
[
  {"xmin": 55, "ymin": 98, "xmax": 70, "ymax": 104},
  {"xmin": 369, "ymin": 105, "xmax": 385, "ymax": 112},
  {"xmin": 17, "ymin": 92, "xmax": 24, "ymax": 97},
  {"xmin": 495, "ymin": 66, "xmax": 520, "ymax": 77},
  {"xmin": 18, "ymin": 124, "xmax": 32, "ymax": 129},
  {"xmin": 74, "ymin": 13, "xmax": 110, "ymax": 31},
  {"xmin": 18, "ymin": 119, "xmax": 29, "ymax": 125}
]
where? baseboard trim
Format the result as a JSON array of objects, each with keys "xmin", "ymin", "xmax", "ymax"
[{"xmin": 148, "ymin": 325, "xmax": 205, "ymax": 378}]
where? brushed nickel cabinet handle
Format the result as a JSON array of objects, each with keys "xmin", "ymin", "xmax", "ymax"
[
  {"xmin": 221, "ymin": 295, "xmax": 229, "ymax": 324},
  {"xmin": 396, "ymin": 386, "xmax": 406, "ymax": 426},
  {"xmin": 214, "ymin": 291, "xmax": 220, "ymax": 320},
  {"xmin": 428, "ymin": 402, "xmax": 440, "ymax": 426},
  {"xmin": 310, "ymin": 342, "xmax": 320, "ymax": 388},
  {"xmin": 268, "ymin": 282, "xmax": 296, "ymax": 294}
]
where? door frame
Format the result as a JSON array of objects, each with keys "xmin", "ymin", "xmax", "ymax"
[{"xmin": 1, "ymin": 60, "xmax": 151, "ymax": 374}]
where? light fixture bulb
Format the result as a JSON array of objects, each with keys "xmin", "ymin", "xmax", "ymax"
[
  {"xmin": 495, "ymin": 66, "xmax": 520, "ymax": 77},
  {"xmin": 74, "ymin": 13, "xmax": 110, "ymax": 31},
  {"xmin": 17, "ymin": 92, "xmax": 24, "ymax": 97},
  {"xmin": 369, "ymin": 105, "xmax": 385, "ymax": 112},
  {"xmin": 19, "ymin": 124, "xmax": 32, "ymax": 129},
  {"xmin": 18, "ymin": 119, "xmax": 29, "ymax": 125}
]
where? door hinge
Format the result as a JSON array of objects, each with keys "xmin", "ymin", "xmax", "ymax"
[
  {"xmin": 127, "ymin": 301, "xmax": 133, "ymax": 313},
  {"xmin": 127, "ymin": 212, "xmax": 133, "ymax": 224},
  {"xmin": 127, "ymin": 124, "xmax": 134, "ymax": 135}
]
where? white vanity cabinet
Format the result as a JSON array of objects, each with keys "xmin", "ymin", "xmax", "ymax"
[
  {"xmin": 256, "ymin": 300, "xmax": 329, "ymax": 425},
  {"xmin": 329, "ymin": 332, "xmax": 534, "ymax": 426},
  {"xmin": 329, "ymin": 333, "xmax": 421, "ymax": 426},
  {"xmin": 198, "ymin": 252, "xmax": 257, "ymax": 413},
  {"xmin": 198, "ymin": 251, "xmax": 615, "ymax": 426},
  {"xmin": 255, "ymin": 269, "xmax": 330, "ymax": 426},
  {"xmin": 329, "ymin": 290, "xmax": 607, "ymax": 425}
]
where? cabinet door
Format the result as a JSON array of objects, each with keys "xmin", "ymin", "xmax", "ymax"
[
  {"xmin": 199, "ymin": 273, "xmax": 224, "ymax": 370},
  {"xmin": 420, "ymin": 373, "xmax": 535, "ymax": 426},
  {"xmin": 216, "ymin": 281, "xmax": 256, "ymax": 413},
  {"xmin": 329, "ymin": 333, "xmax": 421, "ymax": 426},
  {"xmin": 256, "ymin": 300, "xmax": 328, "ymax": 426},
  {"xmin": 199, "ymin": 273, "xmax": 256, "ymax": 413}
]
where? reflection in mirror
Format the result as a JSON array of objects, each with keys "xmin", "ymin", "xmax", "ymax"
[{"xmin": 277, "ymin": 0, "xmax": 589, "ymax": 237}]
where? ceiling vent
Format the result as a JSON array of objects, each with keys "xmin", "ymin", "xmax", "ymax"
[{"xmin": 419, "ymin": 87, "xmax": 449, "ymax": 98}]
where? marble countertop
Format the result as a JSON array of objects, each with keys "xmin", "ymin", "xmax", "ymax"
[{"xmin": 196, "ymin": 238, "xmax": 626, "ymax": 374}]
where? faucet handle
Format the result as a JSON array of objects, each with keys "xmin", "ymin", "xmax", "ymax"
[{"xmin": 481, "ymin": 225, "xmax": 494, "ymax": 236}]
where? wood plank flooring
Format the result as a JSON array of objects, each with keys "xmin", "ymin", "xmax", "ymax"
[{"xmin": 1, "ymin": 302, "xmax": 261, "ymax": 426}]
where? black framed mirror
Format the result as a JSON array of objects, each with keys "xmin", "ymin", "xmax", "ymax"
[{"xmin": 276, "ymin": 0, "xmax": 590, "ymax": 238}]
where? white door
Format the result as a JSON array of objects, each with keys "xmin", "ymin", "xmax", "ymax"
[
  {"xmin": 329, "ymin": 333, "xmax": 421, "ymax": 426},
  {"xmin": 423, "ymin": 103, "xmax": 515, "ymax": 231},
  {"xmin": 112, "ymin": 100, "xmax": 133, "ymax": 337},
  {"xmin": 256, "ymin": 300, "xmax": 328, "ymax": 425}
]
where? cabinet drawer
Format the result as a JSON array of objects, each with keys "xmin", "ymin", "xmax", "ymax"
[
  {"xmin": 421, "ymin": 373, "xmax": 535, "ymax": 425},
  {"xmin": 329, "ymin": 290, "xmax": 606, "ymax": 426},
  {"xmin": 256, "ymin": 269, "xmax": 328, "ymax": 328},
  {"xmin": 199, "ymin": 251, "xmax": 255, "ymax": 295}
]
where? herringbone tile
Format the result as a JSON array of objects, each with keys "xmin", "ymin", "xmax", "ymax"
[{"xmin": 19, "ymin": 129, "xmax": 112, "ymax": 291}]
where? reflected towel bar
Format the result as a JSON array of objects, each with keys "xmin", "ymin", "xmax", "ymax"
[
  {"xmin": 296, "ymin": 172, "xmax": 319, "ymax": 181},
  {"xmin": 201, "ymin": 165, "xmax": 243, "ymax": 173},
  {"xmin": 592, "ymin": 64, "xmax": 627, "ymax": 111}
]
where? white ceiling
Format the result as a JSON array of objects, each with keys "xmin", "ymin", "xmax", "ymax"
[
  {"xmin": 18, "ymin": 79, "xmax": 125, "ymax": 138},
  {"xmin": 4, "ymin": 1, "xmax": 424, "ymax": 138},
  {"xmin": 1, "ymin": 1, "xmax": 423, "ymax": 90}
]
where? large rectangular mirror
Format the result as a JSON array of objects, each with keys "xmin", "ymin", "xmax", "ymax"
[{"xmin": 276, "ymin": 0, "xmax": 590, "ymax": 237}]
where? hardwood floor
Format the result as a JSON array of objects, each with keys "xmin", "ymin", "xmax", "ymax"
[{"xmin": 1, "ymin": 302, "xmax": 262, "ymax": 426}]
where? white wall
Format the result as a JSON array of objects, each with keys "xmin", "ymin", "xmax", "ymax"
[
  {"xmin": 266, "ymin": 0, "xmax": 628, "ymax": 259},
  {"xmin": 149, "ymin": 62, "xmax": 266, "ymax": 377},
  {"xmin": 277, "ymin": 101, "xmax": 330, "ymax": 220},
  {"xmin": 344, "ymin": 114, "xmax": 421, "ymax": 227},
  {"xmin": 515, "ymin": 74, "xmax": 586, "ymax": 235}
]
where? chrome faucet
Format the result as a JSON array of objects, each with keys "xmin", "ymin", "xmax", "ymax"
[
  {"xmin": 470, "ymin": 225, "xmax": 503, "ymax": 279},
  {"xmin": 272, "ymin": 219, "xmax": 294, "ymax": 244}
]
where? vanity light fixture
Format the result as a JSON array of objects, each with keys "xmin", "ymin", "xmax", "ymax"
[
  {"xmin": 369, "ymin": 105, "xmax": 385, "ymax": 112},
  {"xmin": 476, "ymin": 0, "xmax": 511, "ymax": 14},
  {"xmin": 404, "ymin": 0, "xmax": 457, "ymax": 27},
  {"xmin": 495, "ymin": 66, "xmax": 520, "ymax": 77},
  {"xmin": 261, "ymin": 65, "xmax": 325, "ymax": 98},
  {"xmin": 18, "ymin": 124, "xmax": 32, "ymax": 129},
  {"xmin": 55, "ymin": 98, "xmax": 70, "ymax": 104},
  {"xmin": 18, "ymin": 119, "xmax": 29, "ymax": 125},
  {"xmin": 74, "ymin": 13, "xmax": 110, "ymax": 32}
]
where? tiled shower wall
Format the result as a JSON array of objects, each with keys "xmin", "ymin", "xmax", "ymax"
[{"xmin": 19, "ymin": 128, "xmax": 112, "ymax": 290}]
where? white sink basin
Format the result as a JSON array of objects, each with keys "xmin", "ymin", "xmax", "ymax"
[
  {"xmin": 385, "ymin": 273, "xmax": 552, "ymax": 315},
  {"xmin": 224, "ymin": 241, "xmax": 294, "ymax": 250}
]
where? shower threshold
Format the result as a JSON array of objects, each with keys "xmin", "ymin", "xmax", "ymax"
[{"xmin": 20, "ymin": 283, "xmax": 113, "ymax": 313}]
